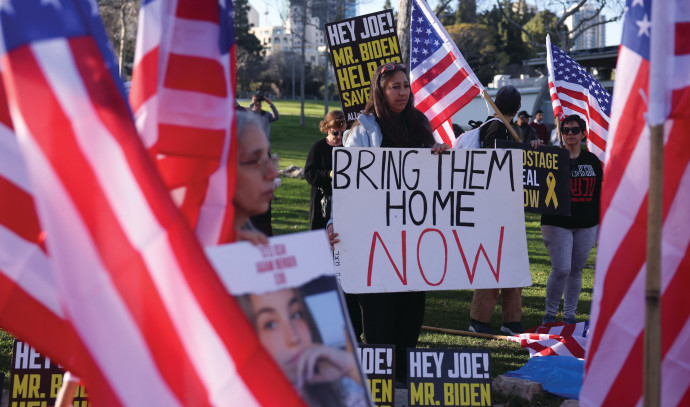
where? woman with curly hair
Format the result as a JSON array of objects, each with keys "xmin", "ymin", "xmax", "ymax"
[{"xmin": 305, "ymin": 110, "xmax": 346, "ymax": 230}]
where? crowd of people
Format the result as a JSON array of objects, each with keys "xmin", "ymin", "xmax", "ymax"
[{"xmin": 226, "ymin": 63, "xmax": 602, "ymax": 392}]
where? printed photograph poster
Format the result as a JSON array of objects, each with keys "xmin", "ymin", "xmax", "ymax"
[
  {"xmin": 408, "ymin": 348, "xmax": 491, "ymax": 407},
  {"xmin": 206, "ymin": 231, "xmax": 372, "ymax": 407},
  {"xmin": 10, "ymin": 340, "xmax": 89, "ymax": 406},
  {"xmin": 357, "ymin": 344, "xmax": 395, "ymax": 407},
  {"xmin": 332, "ymin": 147, "xmax": 532, "ymax": 293},
  {"xmin": 495, "ymin": 140, "xmax": 571, "ymax": 215},
  {"xmin": 325, "ymin": 10, "xmax": 402, "ymax": 125}
]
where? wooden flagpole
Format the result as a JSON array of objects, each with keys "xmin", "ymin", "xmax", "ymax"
[
  {"xmin": 422, "ymin": 325, "xmax": 513, "ymax": 341},
  {"xmin": 555, "ymin": 115, "xmax": 564, "ymax": 148},
  {"xmin": 644, "ymin": 124, "xmax": 663, "ymax": 407},
  {"xmin": 480, "ymin": 89, "xmax": 522, "ymax": 143}
]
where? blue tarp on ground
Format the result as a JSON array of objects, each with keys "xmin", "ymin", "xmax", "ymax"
[{"xmin": 504, "ymin": 356, "xmax": 584, "ymax": 400}]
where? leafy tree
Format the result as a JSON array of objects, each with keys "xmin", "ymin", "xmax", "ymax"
[
  {"xmin": 234, "ymin": 0, "xmax": 264, "ymax": 94},
  {"xmin": 497, "ymin": 0, "xmax": 624, "ymax": 50},
  {"xmin": 454, "ymin": 0, "xmax": 476, "ymax": 23},
  {"xmin": 445, "ymin": 23, "xmax": 499, "ymax": 85},
  {"xmin": 522, "ymin": 10, "xmax": 558, "ymax": 53},
  {"xmin": 479, "ymin": 1, "xmax": 534, "ymax": 73}
]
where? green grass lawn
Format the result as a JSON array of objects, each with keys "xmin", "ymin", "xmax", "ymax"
[{"xmin": 1, "ymin": 100, "xmax": 594, "ymax": 405}]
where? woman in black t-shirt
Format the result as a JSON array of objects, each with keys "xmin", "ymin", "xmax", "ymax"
[{"xmin": 541, "ymin": 115, "xmax": 603, "ymax": 325}]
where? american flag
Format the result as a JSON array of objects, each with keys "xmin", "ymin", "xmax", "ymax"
[
  {"xmin": 581, "ymin": 0, "xmax": 690, "ymax": 405},
  {"xmin": 0, "ymin": 1, "xmax": 302, "ymax": 405},
  {"xmin": 1, "ymin": 66, "xmax": 81, "ymax": 375},
  {"xmin": 130, "ymin": 0, "xmax": 238, "ymax": 246},
  {"xmin": 546, "ymin": 35, "xmax": 610, "ymax": 162},
  {"xmin": 507, "ymin": 322, "xmax": 589, "ymax": 359},
  {"xmin": 410, "ymin": 0, "xmax": 483, "ymax": 146}
]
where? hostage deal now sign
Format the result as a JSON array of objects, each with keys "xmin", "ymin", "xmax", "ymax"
[{"xmin": 332, "ymin": 147, "xmax": 531, "ymax": 293}]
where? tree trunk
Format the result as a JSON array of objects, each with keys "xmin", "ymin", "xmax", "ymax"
[
  {"xmin": 118, "ymin": 1, "xmax": 127, "ymax": 79},
  {"xmin": 324, "ymin": 56, "xmax": 329, "ymax": 115},
  {"xmin": 323, "ymin": 0, "xmax": 331, "ymax": 115},
  {"xmin": 300, "ymin": 0, "xmax": 308, "ymax": 126},
  {"xmin": 397, "ymin": 0, "xmax": 411, "ymax": 65}
]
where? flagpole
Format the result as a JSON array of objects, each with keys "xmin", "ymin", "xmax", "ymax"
[
  {"xmin": 481, "ymin": 90, "xmax": 522, "ymax": 143},
  {"xmin": 644, "ymin": 123, "xmax": 663, "ymax": 407},
  {"xmin": 555, "ymin": 116, "xmax": 564, "ymax": 148},
  {"xmin": 422, "ymin": 325, "xmax": 513, "ymax": 341}
]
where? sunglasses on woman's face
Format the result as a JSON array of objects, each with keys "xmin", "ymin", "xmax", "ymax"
[
  {"xmin": 562, "ymin": 127, "xmax": 583, "ymax": 135},
  {"xmin": 381, "ymin": 63, "xmax": 406, "ymax": 73},
  {"xmin": 330, "ymin": 130, "xmax": 344, "ymax": 137}
]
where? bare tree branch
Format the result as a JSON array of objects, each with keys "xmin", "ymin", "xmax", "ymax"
[
  {"xmin": 434, "ymin": 0, "xmax": 454, "ymax": 17},
  {"xmin": 497, "ymin": 2, "xmax": 545, "ymax": 49},
  {"xmin": 498, "ymin": 0, "xmax": 622, "ymax": 50}
]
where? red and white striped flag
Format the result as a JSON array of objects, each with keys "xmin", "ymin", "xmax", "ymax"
[
  {"xmin": 130, "ymin": 0, "xmax": 237, "ymax": 245},
  {"xmin": 0, "ymin": 66, "xmax": 86, "ymax": 367},
  {"xmin": 546, "ymin": 35, "xmax": 610, "ymax": 162},
  {"xmin": 581, "ymin": 0, "xmax": 690, "ymax": 405},
  {"xmin": 409, "ymin": 0, "xmax": 483, "ymax": 146},
  {"xmin": 0, "ymin": 1, "xmax": 302, "ymax": 405},
  {"xmin": 507, "ymin": 322, "xmax": 589, "ymax": 359}
]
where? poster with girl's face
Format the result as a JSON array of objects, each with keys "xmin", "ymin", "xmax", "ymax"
[{"xmin": 206, "ymin": 231, "xmax": 372, "ymax": 407}]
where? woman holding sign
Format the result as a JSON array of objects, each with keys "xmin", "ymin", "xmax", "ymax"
[
  {"xmin": 541, "ymin": 114, "xmax": 602, "ymax": 325},
  {"xmin": 331, "ymin": 62, "xmax": 448, "ymax": 384},
  {"xmin": 305, "ymin": 110, "xmax": 364, "ymax": 343}
]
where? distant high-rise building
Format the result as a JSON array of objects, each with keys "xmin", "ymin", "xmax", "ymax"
[
  {"xmin": 249, "ymin": 4, "xmax": 327, "ymax": 68},
  {"xmin": 344, "ymin": 0, "xmax": 358, "ymax": 18},
  {"xmin": 565, "ymin": 4, "xmax": 606, "ymax": 50}
]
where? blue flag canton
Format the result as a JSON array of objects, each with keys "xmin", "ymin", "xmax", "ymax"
[
  {"xmin": 410, "ymin": 1, "xmax": 443, "ymax": 71},
  {"xmin": 218, "ymin": 0, "xmax": 235, "ymax": 54},
  {"xmin": 0, "ymin": 0, "xmax": 103, "ymax": 54},
  {"xmin": 621, "ymin": 0, "xmax": 651, "ymax": 61},
  {"xmin": 551, "ymin": 44, "xmax": 612, "ymax": 116},
  {"xmin": 0, "ymin": 0, "xmax": 127, "ymax": 101}
]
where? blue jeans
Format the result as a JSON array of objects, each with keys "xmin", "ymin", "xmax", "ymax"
[{"xmin": 541, "ymin": 225, "xmax": 598, "ymax": 319}]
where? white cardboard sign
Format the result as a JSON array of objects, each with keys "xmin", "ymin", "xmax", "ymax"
[
  {"xmin": 206, "ymin": 230, "xmax": 333, "ymax": 295},
  {"xmin": 332, "ymin": 147, "xmax": 532, "ymax": 293},
  {"xmin": 206, "ymin": 231, "xmax": 373, "ymax": 407}
]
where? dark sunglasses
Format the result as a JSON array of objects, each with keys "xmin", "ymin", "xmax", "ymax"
[
  {"xmin": 562, "ymin": 127, "xmax": 583, "ymax": 135},
  {"xmin": 381, "ymin": 63, "xmax": 406, "ymax": 73},
  {"xmin": 330, "ymin": 129, "xmax": 344, "ymax": 137}
]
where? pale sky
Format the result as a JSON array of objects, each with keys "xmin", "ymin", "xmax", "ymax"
[{"xmin": 248, "ymin": 0, "xmax": 623, "ymax": 47}]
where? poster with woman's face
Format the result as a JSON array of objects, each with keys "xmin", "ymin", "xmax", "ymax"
[{"xmin": 206, "ymin": 231, "xmax": 372, "ymax": 407}]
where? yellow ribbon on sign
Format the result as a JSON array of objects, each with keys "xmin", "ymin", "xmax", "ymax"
[{"xmin": 545, "ymin": 172, "xmax": 558, "ymax": 208}]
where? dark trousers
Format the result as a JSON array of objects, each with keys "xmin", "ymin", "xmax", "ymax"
[
  {"xmin": 249, "ymin": 202, "xmax": 273, "ymax": 236},
  {"xmin": 357, "ymin": 291, "xmax": 426, "ymax": 382}
]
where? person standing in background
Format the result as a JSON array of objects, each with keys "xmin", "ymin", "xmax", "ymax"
[
  {"xmin": 305, "ymin": 111, "xmax": 345, "ymax": 231},
  {"xmin": 249, "ymin": 92, "xmax": 280, "ymax": 140},
  {"xmin": 530, "ymin": 109, "xmax": 549, "ymax": 145},
  {"xmin": 305, "ymin": 111, "xmax": 363, "ymax": 342},
  {"xmin": 516, "ymin": 110, "xmax": 538, "ymax": 143},
  {"xmin": 470, "ymin": 86, "xmax": 538, "ymax": 336},
  {"xmin": 248, "ymin": 92, "xmax": 280, "ymax": 236}
]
